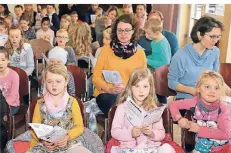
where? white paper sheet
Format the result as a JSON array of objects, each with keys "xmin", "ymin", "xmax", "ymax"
[{"xmin": 102, "ymin": 70, "xmax": 122, "ymax": 84}]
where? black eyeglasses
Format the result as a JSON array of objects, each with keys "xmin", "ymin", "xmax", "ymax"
[
  {"xmin": 117, "ymin": 28, "xmax": 133, "ymax": 34},
  {"xmin": 205, "ymin": 34, "xmax": 222, "ymax": 41}
]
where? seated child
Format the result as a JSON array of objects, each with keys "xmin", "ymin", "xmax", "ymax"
[
  {"xmin": 0, "ymin": 46, "xmax": 20, "ymax": 115},
  {"xmin": 0, "ymin": 19, "xmax": 8, "ymax": 46},
  {"xmin": 13, "ymin": 5, "xmax": 24, "ymax": 25},
  {"xmin": 55, "ymin": 29, "xmax": 77, "ymax": 65},
  {"xmin": 39, "ymin": 46, "xmax": 75, "ymax": 96},
  {"xmin": 170, "ymin": 70, "xmax": 231, "ymax": 153},
  {"xmin": 111, "ymin": 68, "xmax": 176, "ymax": 153},
  {"xmin": 29, "ymin": 63, "xmax": 93, "ymax": 153},
  {"xmin": 36, "ymin": 17, "xmax": 55, "ymax": 46},
  {"xmin": 34, "ymin": 7, "xmax": 48, "ymax": 31},
  {"xmin": 6, "ymin": 25, "xmax": 35, "ymax": 76},
  {"xmin": 19, "ymin": 15, "xmax": 36, "ymax": 41}
]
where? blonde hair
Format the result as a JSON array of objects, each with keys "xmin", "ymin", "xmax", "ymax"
[
  {"xmin": 103, "ymin": 27, "xmax": 111, "ymax": 40},
  {"xmin": 56, "ymin": 28, "xmax": 69, "ymax": 37},
  {"xmin": 196, "ymin": 70, "xmax": 225, "ymax": 96},
  {"xmin": 44, "ymin": 63, "xmax": 69, "ymax": 83},
  {"xmin": 5, "ymin": 25, "xmax": 25, "ymax": 55},
  {"xmin": 60, "ymin": 14, "xmax": 71, "ymax": 30},
  {"xmin": 122, "ymin": 4, "xmax": 133, "ymax": 15},
  {"xmin": 145, "ymin": 18, "xmax": 163, "ymax": 33},
  {"xmin": 72, "ymin": 22, "xmax": 92, "ymax": 57},
  {"xmin": 117, "ymin": 68, "xmax": 159, "ymax": 111},
  {"xmin": 96, "ymin": 7, "xmax": 103, "ymax": 15}
]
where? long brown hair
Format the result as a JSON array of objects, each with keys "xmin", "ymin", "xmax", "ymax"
[
  {"xmin": 117, "ymin": 68, "xmax": 159, "ymax": 111},
  {"xmin": 5, "ymin": 25, "xmax": 25, "ymax": 55}
]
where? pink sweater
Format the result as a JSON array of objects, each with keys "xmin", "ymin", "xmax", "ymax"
[
  {"xmin": 111, "ymin": 102, "xmax": 165, "ymax": 149},
  {"xmin": 0, "ymin": 69, "xmax": 20, "ymax": 106},
  {"xmin": 170, "ymin": 97, "xmax": 231, "ymax": 140}
]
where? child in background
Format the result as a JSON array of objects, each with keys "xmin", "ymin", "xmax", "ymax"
[
  {"xmin": 69, "ymin": 11, "xmax": 79, "ymax": 48},
  {"xmin": 36, "ymin": 17, "xmax": 54, "ymax": 46},
  {"xmin": 90, "ymin": 27, "xmax": 111, "ymax": 69},
  {"xmin": 144, "ymin": 18, "xmax": 171, "ymax": 71},
  {"xmin": 19, "ymin": 15, "xmax": 36, "ymax": 41},
  {"xmin": 23, "ymin": 4, "xmax": 37, "ymax": 26},
  {"xmin": 34, "ymin": 5, "xmax": 47, "ymax": 31},
  {"xmin": 39, "ymin": 47, "xmax": 75, "ymax": 96},
  {"xmin": 4, "ymin": 15, "xmax": 13, "ymax": 28},
  {"xmin": 0, "ymin": 47, "xmax": 20, "ymax": 115},
  {"xmin": 47, "ymin": 4, "xmax": 60, "ymax": 34},
  {"xmin": 142, "ymin": 18, "xmax": 171, "ymax": 104},
  {"xmin": 14, "ymin": 5, "xmax": 24, "ymax": 25},
  {"xmin": 170, "ymin": 70, "xmax": 231, "ymax": 153},
  {"xmin": 73, "ymin": 22, "xmax": 91, "ymax": 58},
  {"xmin": 95, "ymin": 7, "xmax": 103, "ymax": 20},
  {"xmin": 0, "ymin": 19, "xmax": 8, "ymax": 46},
  {"xmin": 5, "ymin": 25, "xmax": 35, "ymax": 76},
  {"xmin": 55, "ymin": 29, "xmax": 77, "ymax": 65},
  {"xmin": 29, "ymin": 63, "xmax": 92, "ymax": 153},
  {"xmin": 60, "ymin": 14, "xmax": 71, "ymax": 30},
  {"xmin": 111, "ymin": 68, "xmax": 176, "ymax": 153},
  {"xmin": 134, "ymin": 4, "xmax": 147, "ymax": 29}
]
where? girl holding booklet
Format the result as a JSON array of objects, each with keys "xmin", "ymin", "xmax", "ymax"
[
  {"xmin": 110, "ymin": 68, "xmax": 175, "ymax": 153},
  {"xmin": 170, "ymin": 70, "xmax": 231, "ymax": 153},
  {"xmin": 6, "ymin": 64, "xmax": 104, "ymax": 153}
]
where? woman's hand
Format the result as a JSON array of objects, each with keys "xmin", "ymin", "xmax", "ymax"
[
  {"xmin": 178, "ymin": 117, "xmax": 190, "ymax": 129},
  {"xmin": 142, "ymin": 124, "xmax": 153, "ymax": 137},
  {"xmin": 105, "ymin": 84, "xmax": 125, "ymax": 94},
  {"xmin": 132, "ymin": 126, "xmax": 142, "ymax": 138},
  {"xmin": 57, "ymin": 135, "xmax": 69, "ymax": 148}
]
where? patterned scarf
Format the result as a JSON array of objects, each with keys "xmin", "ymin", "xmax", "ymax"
[{"xmin": 110, "ymin": 39, "xmax": 137, "ymax": 59}]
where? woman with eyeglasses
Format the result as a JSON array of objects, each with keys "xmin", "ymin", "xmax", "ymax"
[
  {"xmin": 93, "ymin": 14, "xmax": 147, "ymax": 116},
  {"xmin": 168, "ymin": 16, "xmax": 231, "ymax": 152}
]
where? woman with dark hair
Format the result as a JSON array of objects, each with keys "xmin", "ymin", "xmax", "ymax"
[
  {"xmin": 168, "ymin": 16, "xmax": 231, "ymax": 152},
  {"xmin": 0, "ymin": 4, "xmax": 13, "ymax": 18},
  {"xmin": 93, "ymin": 14, "xmax": 147, "ymax": 116}
]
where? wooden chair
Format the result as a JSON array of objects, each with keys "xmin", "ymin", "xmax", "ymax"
[
  {"xmin": 219, "ymin": 63, "xmax": 231, "ymax": 88},
  {"xmin": 9, "ymin": 66, "xmax": 30, "ymax": 138},
  {"xmin": 66, "ymin": 65, "xmax": 87, "ymax": 99},
  {"xmin": 26, "ymin": 96, "xmax": 87, "ymax": 128},
  {"xmin": 30, "ymin": 39, "xmax": 51, "ymax": 78}
]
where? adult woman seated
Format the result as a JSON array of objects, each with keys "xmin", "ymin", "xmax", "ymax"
[
  {"xmin": 93, "ymin": 14, "xmax": 147, "ymax": 116},
  {"xmin": 168, "ymin": 16, "xmax": 231, "ymax": 152}
]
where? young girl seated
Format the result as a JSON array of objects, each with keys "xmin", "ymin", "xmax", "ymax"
[
  {"xmin": 0, "ymin": 19, "xmax": 8, "ymax": 46},
  {"xmin": 0, "ymin": 46, "xmax": 19, "ymax": 115},
  {"xmin": 170, "ymin": 70, "xmax": 231, "ymax": 153},
  {"xmin": 6, "ymin": 64, "xmax": 104, "ymax": 153},
  {"xmin": 111, "ymin": 68, "xmax": 176, "ymax": 153},
  {"xmin": 5, "ymin": 25, "xmax": 35, "ymax": 76},
  {"xmin": 19, "ymin": 15, "xmax": 36, "ymax": 41},
  {"xmin": 36, "ymin": 17, "xmax": 55, "ymax": 46},
  {"xmin": 39, "ymin": 46, "xmax": 75, "ymax": 96}
]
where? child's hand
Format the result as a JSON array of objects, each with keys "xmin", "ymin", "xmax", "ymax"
[
  {"xmin": 132, "ymin": 127, "xmax": 142, "ymax": 138},
  {"xmin": 188, "ymin": 121, "xmax": 200, "ymax": 133},
  {"xmin": 57, "ymin": 135, "xmax": 69, "ymax": 148},
  {"xmin": 142, "ymin": 124, "xmax": 153, "ymax": 137},
  {"xmin": 3, "ymin": 115, "xmax": 7, "ymax": 121},
  {"xmin": 42, "ymin": 141, "xmax": 57, "ymax": 151},
  {"xmin": 178, "ymin": 117, "xmax": 190, "ymax": 129}
]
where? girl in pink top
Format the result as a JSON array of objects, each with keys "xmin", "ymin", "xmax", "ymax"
[
  {"xmin": 111, "ymin": 68, "xmax": 175, "ymax": 153},
  {"xmin": 0, "ymin": 46, "xmax": 19, "ymax": 115},
  {"xmin": 170, "ymin": 70, "xmax": 231, "ymax": 153}
]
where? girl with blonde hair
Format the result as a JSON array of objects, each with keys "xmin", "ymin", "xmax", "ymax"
[
  {"xmin": 170, "ymin": 70, "xmax": 231, "ymax": 153},
  {"xmin": 111, "ymin": 68, "xmax": 176, "ymax": 153},
  {"xmin": 72, "ymin": 22, "xmax": 92, "ymax": 57}
]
